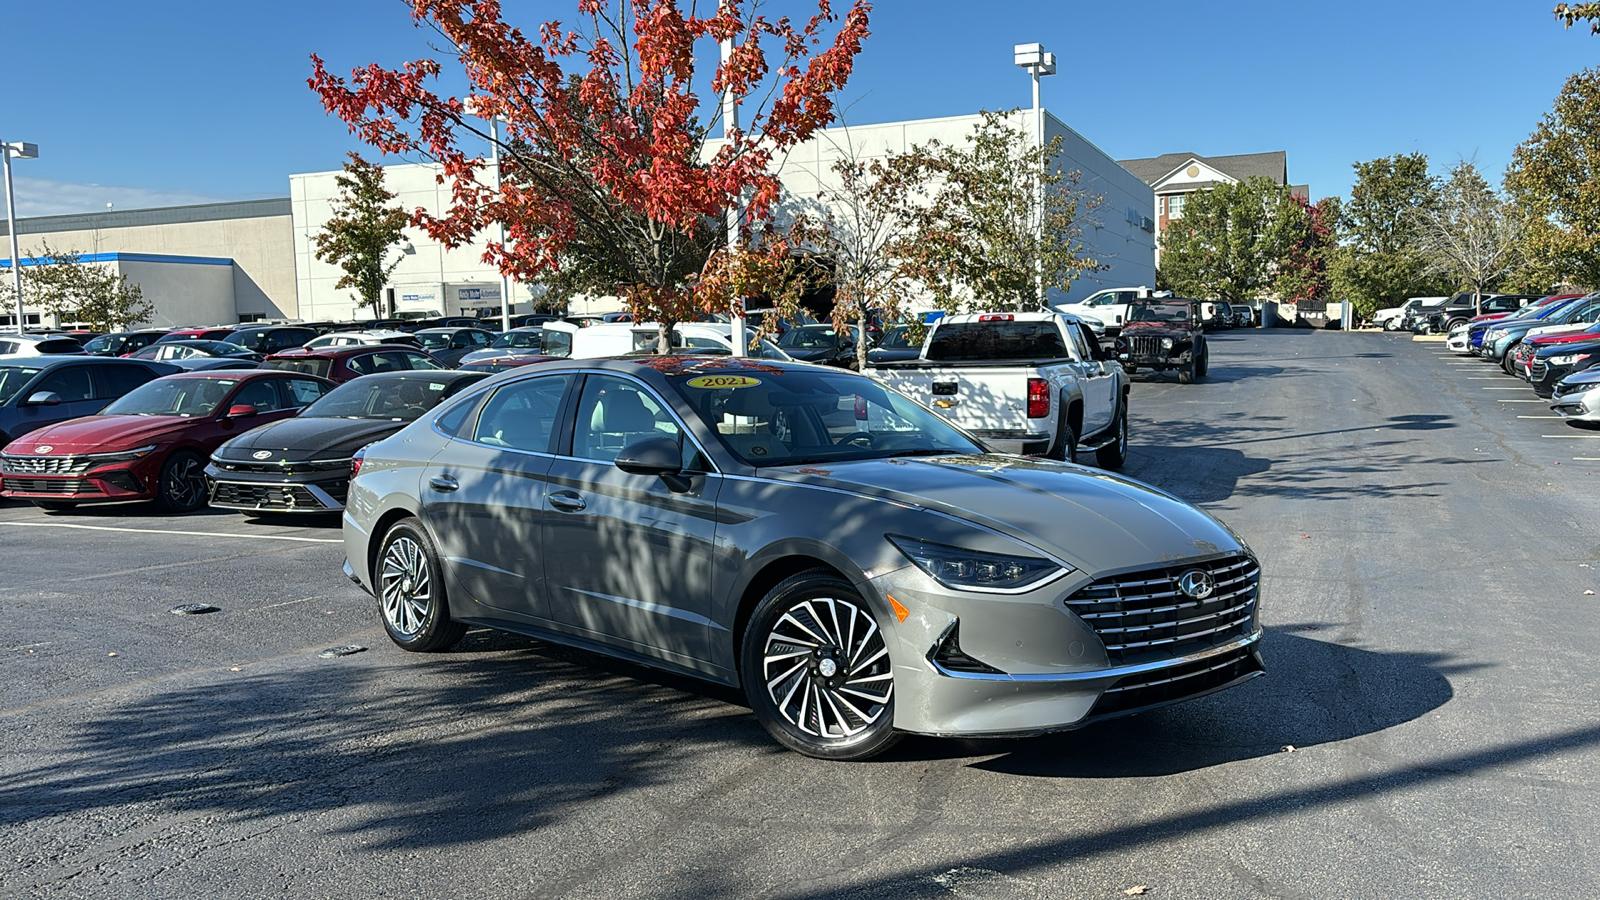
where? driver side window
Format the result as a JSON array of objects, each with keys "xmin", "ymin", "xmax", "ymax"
[{"xmin": 571, "ymin": 375, "xmax": 684, "ymax": 464}]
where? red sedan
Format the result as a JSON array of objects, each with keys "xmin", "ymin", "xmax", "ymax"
[{"xmin": 0, "ymin": 370, "xmax": 333, "ymax": 512}]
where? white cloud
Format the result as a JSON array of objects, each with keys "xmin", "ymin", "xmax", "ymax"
[{"xmin": 6, "ymin": 176, "xmax": 276, "ymax": 218}]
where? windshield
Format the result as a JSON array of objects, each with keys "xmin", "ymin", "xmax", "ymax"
[
  {"xmin": 925, "ymin": 321, "xmax": 1068, "ymax": 361},
  {"xmin": 103, "ymin": 378, "xmax": 238, "ymax": 417},
  {"xmin": 491, "ymin": 330, "xmax": 543, "ymax": 350},
  {"xmin": 0, "ymin": 365, "xmax": 44, "ymax": 405},
  {"xmin": 778, "ymin": 327, "xmax": 842, "ymax": 349},
  {"xmin": 82, "ymin": 335, "xmax": 117, "ymax": 354},
  {"xmin": 416, "ymin": 332, "xmax": 453, "ymax": 350},
  {"xmin": 1128, "ymin": 303, "xmax": 1193, "ymax": 323},
  {"xmin": 264, "ymin": 358, "xmax": 333, "ymax": 378},
  {"xmin": 879, "ymin": 326, "xmax": 917, "ymax": 349},
  {"xmin": 303, "ymin": 375, "xmax": 472, "ymax": 420},
  {"xmin": 670, "ymin": 366, "xmax": 983, "ymax": 467}
]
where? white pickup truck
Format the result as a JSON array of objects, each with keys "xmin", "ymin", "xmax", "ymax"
[
  {"xmin": 867, "ymin": 311, "xmax": 1129, "ymax": 468},
  {"xmin": 1050, "ymin": 286, "xmax": 1225, "ymax": 336}
]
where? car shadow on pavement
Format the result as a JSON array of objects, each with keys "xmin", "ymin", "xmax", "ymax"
[{"xmin": 901, "ymin": 627, "xmax": 1470, "ymax": 776}]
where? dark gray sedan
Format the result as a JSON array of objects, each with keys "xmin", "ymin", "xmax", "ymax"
[{"xmin": 341, "ymin": 358, "xmax": 1263, "ymax": 759}]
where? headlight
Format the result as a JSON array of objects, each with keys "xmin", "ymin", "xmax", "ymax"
[
  {"xmin": 1548, "ymin": 353, "xmax": 1581, "ymax": 366},
  {"xmin": 1486, "ymin": 330, "xmax": 1505, "ymax": 341},
  {"xmin": 887, "ymin": 535, "xmax": 1068, "ymax": 592},
  {"xmin": 1160, "ymin": 337, "xmax": 1175, "ymax": 349},
  {"xmin": 85, "ymin": 445, "xmax": 158, "ymax": 465}
]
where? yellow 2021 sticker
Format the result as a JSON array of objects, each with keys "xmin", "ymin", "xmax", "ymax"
[{"xmin": 686, "ymin": 375, "xmax": 762, "ymax": 389}]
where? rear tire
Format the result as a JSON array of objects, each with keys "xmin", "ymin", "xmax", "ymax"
[
  {"xmin": 1047, "ymin": 416, "xmax": 1077, "ymax": 462},
  {"xmin": 1095, "ymin": 403, "xmax": 1128, "ymax": 470},
  {"xmin": 377, "ymin": 519, "xmax": 467, "ymax": 652}
]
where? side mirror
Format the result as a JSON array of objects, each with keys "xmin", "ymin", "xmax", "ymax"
[
  {"xmin": 226, "ymin": 404, "xmax": 258, "ymax": 419},
  {"xmin": 615, "ymin": 435, "xmax": 692, "ymax": 492},
  {"xmin": 23, "ymin": 391, "xmax": 62, "ymax": 407}
]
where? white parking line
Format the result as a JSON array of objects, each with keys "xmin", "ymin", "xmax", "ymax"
[
  {"xmin": 1467, "ymin": 377, "xmax": 1510, "ymax": 380},
  {"xmin": 1483, "ymin": 387, "xmax": 1531, "ymax": 390},
  {"xmin": 1494, "ymin": 400, "xmax": 1546, "ymax": 403},
  {"xmin": 1542, "ymin": 434, "xmax": 1600, "ymax": 439},
  {"xmin": 0, "ymin": 521, "xmax": 342, "ymax": 543},
  {"xmin": 1518, "ymin": 415, "xmax": 1562, "ymax": 419}
]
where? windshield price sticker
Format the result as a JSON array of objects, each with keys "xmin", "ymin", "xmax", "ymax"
[{"xmin": 687, "ymin": 375, "xmax": 762, "ymax": 389}]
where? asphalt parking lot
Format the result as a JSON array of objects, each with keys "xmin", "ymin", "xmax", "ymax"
[{"xmin": 4, "ymin": 328, "xmax": 1600, "ymax": 899}]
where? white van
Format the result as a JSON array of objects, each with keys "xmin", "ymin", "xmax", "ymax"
[{"xmin": 540, "ymin": 321, "xmax": 790, "ymax": 359}]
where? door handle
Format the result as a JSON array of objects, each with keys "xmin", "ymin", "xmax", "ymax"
[
  {"xmin": 428, "ymin": 475, "xmax": 458, "ymax": 493},
  {"xmin": 548, "ymin": 491, "xmax": 586, "ymax": 512}
]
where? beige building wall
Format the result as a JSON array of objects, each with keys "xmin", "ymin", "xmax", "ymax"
[{"xmin": 0, "ymin": 201, "xmax": 299, "ymax": 322}]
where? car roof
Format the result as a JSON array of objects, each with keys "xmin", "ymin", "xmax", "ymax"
[
  {"xmin": 0, "ymin": 355, "xmax": 156, "ymax": 368},
  {"xmin": 331, "ymin": 369, "xmax": 483, "ymax": 383},
  {"xmin": 268, "ymin": 343, "xmax": 423, "ymax": 358},
  {"xmin": 156, "ymin": 368, "xmax": 302, "ymax": 381}
]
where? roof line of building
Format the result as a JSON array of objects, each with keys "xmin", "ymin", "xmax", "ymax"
[
  {"xmin": 0, "ymin": 252, "xmax": 234, "ymax": 268},
  {"xmin": 0, "ymin": 198, "xmax": 291, "ymax": 238}
]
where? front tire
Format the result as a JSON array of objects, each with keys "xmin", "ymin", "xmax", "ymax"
[
  {"xmin": 155, "ymin": 451, "xmax": 209, "ymax": 513},
  {"xmin": 377, "ymin": 519, "xmax": 467, "ymax": 652},
  {"xmin": 1178, "ymin": 358, "xmax": 1196, "ymax": 384},
  {"xmin": 741, "ymin": 571, "xmax": 899, "ymax": 761}
]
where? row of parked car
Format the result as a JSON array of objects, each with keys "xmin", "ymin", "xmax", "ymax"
[{"xmin": 1440, "ymin": 291, "xmax": 1600, "ymax": 421}]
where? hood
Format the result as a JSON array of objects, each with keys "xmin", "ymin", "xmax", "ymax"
[
  {"xmin": 214, "ymin": 416, "xmax": 406, "ymax": 462},
  {"xmin": 1530, "ymin": 328, "xmax": 1600, "ymax": 347},
  {"xmin": 1559, "ymin": 368, "xmax": 1600, "ymax": 388},
  {"xmin": 783, "ymin": 347, "xmax": 836, "ymax": 362},
  {"xmin": 1120, "ymin": 320, "xmax": 1196, "ymax": 336},
  {"xmin": 867, "ymin": 348, "xmax": 923, "ymax": 364},
  {"xmin": 766, "ymin": 454, "xmax": 1244, "ymax": 575},
  {"xmin": 4, "ymin": 414, "xmax": 198, "ymax": 454},
  {"xmin": 1537, "ymin": 337, "xmax": 1600, "ymax": 357}
]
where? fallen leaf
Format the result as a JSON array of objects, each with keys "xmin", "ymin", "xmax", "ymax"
[
  {"xmin": 1282, "ymin": 745, "xmax": 1297, "ymax": 753},
  {"xmin": 1124, "ymin": 888, "xmax": 1148, "ymax": 896},
  {"xmin": 230, "ymin": 666, "xmax": 242, "ymax": 672},
  {"xmin": 1585, "ymin": 591, "xmax": 1595, "ymax": 596},
  {"xmin": 1301, "ymin": 535, "xmax": 1311, "ymax": 539},
  {"xmin": 107, "ymin": 652, "xmax": 118, "ymax": 658}
]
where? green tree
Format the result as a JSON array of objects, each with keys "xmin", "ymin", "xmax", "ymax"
[
  {"xmin": 22, "ymin": 242, "xmax": 152, "ymax": 331},
  {"xmin": 1157, "ymin": 176, "xmax": 1307, "ymax": 305},
  {"xmin": 896, "ymin": 110, "xmax": 1104, "ymax": 313},
  {"xmin": 1328, "ymin": 153, "xmax": 1449, "ymax": 318},
  {"xmin": 313, "ymin": 153, "xmax": 410, "ymax": 314},
  {"xmin": 1413, "ymin": 161, "xmax": 1523, "ymax": 312},
  {"xmin": 1505, "ymin": 67, "xmax": 1600, "ymax": 291},
  {"xmin": 1274, "ymin": 195, "xmax": 1342, "ymax": 303}
]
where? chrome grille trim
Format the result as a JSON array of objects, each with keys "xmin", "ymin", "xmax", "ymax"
[
  {"xmin": 0, "ymin": 455, "xmax": 94, "ymax": 476},
  {"xmin": 1064, "ymin": 555, "xmax": 1261, "ymax": 662}
]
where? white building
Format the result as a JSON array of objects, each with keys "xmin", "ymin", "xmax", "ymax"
[{"xmin": 287, "ymin": 108, "xmax": 1155, "ymax": 319}]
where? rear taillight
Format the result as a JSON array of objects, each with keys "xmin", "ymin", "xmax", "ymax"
[
  {"xmin": 1026, "ymin": 378, "xmax": 1050, "ymax": 419},
  {"xmin": 978, "ymin": 314, "xmax": 1015, "ymax": 322},
  {"xmin": 350, "ymin": 449, "xmax": 365, "ymax": 481}
]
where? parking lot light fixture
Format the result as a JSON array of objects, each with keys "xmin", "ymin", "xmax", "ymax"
[
  {"xmin": 1013, "ymin": 46, "xmax": 1054, "ymax": 306},
  {"xmin": 3, "ymin": 141, "xmax": 39, "ymax": 333}
]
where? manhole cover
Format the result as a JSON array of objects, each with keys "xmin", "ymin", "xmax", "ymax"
[
  {"xmin": 318, "ymin": 645, "xmax": 367, "ymax": 659},
  {"xmin": 170, "ymin": 604, "xmax": 220, "ymax": 616}
]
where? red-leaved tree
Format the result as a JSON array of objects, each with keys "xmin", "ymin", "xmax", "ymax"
[{"xmin": 309, "ymin": 0, "xmax": 870, "ymax": 350}]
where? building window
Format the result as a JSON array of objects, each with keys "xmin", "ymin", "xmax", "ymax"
[{"xmin": 1167, "ymin": 194, "xmax": 1185, "ymax": 218}]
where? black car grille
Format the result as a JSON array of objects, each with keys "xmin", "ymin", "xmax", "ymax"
[
  {"xmin": 1128, "ymin": 336, "xmax": 1166, "ymax": 358},
  {"xmin": 210, "ymin": 481, "xmax": 330, "ymax": 511},
  {"xmin": 211, "ymin": 458, "xmax": 348, "ymax": 476},
  {"xmin": 1064, "ymin": 555, "xmax": 1260, "ymax": 663},
  {"xmin": 1, "ymin": 455, "xmax": 94, "ymax": 476},
  {"xmin": 4, "ymin": 477, "xmax": 93, "ymax": 495},
  {"xmin": 1087, "ymin": 643, "xmax": 1264, "ymax": 719}
]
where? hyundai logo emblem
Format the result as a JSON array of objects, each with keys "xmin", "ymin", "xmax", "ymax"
[
  {"xmin": 1178, "ymin": 569, "xmax": 1215, "ymax": 600},
  {"xmin": 252, "ymin": 450, "xmax": 274, "ymax": 460},
  {"xmin": 33, "ymin": 445, "xmax": 52, "ymax": 454}
]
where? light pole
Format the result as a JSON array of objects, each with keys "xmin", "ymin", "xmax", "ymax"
[
  {"xmin": 722, "ymin": 37, "xmax": 746, "ymax": 357},
  {"xmin": 3, "ymin": 141, "xmax": 39, "ymax": 332},
  {"xmin": 1013, "ymin": 44, "xmax": 1055, "ymax": 308},
  {"xmin": 485, "ymin": 115, "xmax": 513, "ymax": 331}
]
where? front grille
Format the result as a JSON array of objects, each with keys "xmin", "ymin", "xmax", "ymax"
[
  {"xmin": 4, "ymin": 477, "xmax": 94, "ymax": 495},
  {"xmin": 211, "ymin": 457, "xmax": 348, "ymax": 476},
  {"xmin": 1531, "ymin": 360, "xmax": 1548, "ymax": 380},
  {"xmin": 1064, "ymin": 555, "xmax": 1260, "ymax": 663},
  {"xmin": 210, "ymin": 481, "xmax": 329, "ymax": 511},
  {"xmin": 1, "ymin": 455, "xmax": 93, "ymax": 476},
  {"xmin": 1087, "ymin": 644, "xmax": 1263, "ymax": 718},
  {"xmin": 1128, "ymin": 336, "xmax": 1165, "ymax": 358}
]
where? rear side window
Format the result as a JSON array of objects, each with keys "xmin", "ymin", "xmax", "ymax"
[
  {"xmin": 925, "ymin": 322, "xmax": 1068, "ymax": 362},
  {"xmin": 471, "ymin": 375, "xmax": 573, "ymax": 452},
  {"xmin": 265, "ymin": 358, "xmax": 333, "ymax": 379},
  {"xmin": 92, "ymin": 364, "xmax": 162, "ymax": 399},
  {"xmin": 284, "ymin": 379, "xmax": 328, "ymax": 407}
]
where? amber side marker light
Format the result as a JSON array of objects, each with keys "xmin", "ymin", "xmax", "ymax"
[{"xmin": 888, "ymin": 594, "xmax": 910, "ymax": 623}]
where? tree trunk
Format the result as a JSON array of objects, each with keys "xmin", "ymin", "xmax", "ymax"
[
  {"xmin": 657, "ymin": 319, "xmax": 674, "ymax": 355},
  {"xmin": 856, "ymin": 309, "xmax": 868, "ymax": 371}
]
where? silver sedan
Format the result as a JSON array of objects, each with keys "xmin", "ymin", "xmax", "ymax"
[
  {"xmin": 340, "ymin": 357, "xmax": 1263, "ymax": 760},
  {"xmin": 1551, "ymin": 369, "xmax": 1600, "ymax": 422}
]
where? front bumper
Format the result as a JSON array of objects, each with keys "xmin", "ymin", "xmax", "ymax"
[
  {"xmin": 205, "ymin": 460, "xmax": 349, "ymax": 513},
  {"xmin": 1552, "ymin": 386, "xmax": 1600, "ymax": 421},
  {"xmin": 1446, "ymin": 328, "xmax": 1470, "ymax": 352},
  {"xmin": 0, "ymin": 459, "xmax": 153, "ymax": 503},
  {"xmin": 870, "ymin": 552, "xmax": 1264, "ymax": 737}
]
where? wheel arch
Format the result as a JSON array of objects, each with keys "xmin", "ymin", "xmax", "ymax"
[
  {"xmin": 365, "ymin": 499, "xmax": 430, "ymax": 586},
  {"xmin": 727, "ymin": 543, "xmax": 873, "ymax": 688}
]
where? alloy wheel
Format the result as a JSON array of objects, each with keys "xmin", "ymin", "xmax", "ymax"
[
  {"xmin": 163, "ymin": 456, "xmax": 208, "ymax": 510},
  {"xmin": 380, "ymin": 535, "xmax": 433, "ymax": 638},
  {"xmin": 761, "ymin": 596, "xmax": 893, "ymax": 740}
]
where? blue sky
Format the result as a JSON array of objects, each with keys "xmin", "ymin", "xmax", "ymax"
[{"xmin": 4, "ymin": 0, "xmax": 1597, "ymax": 216}]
